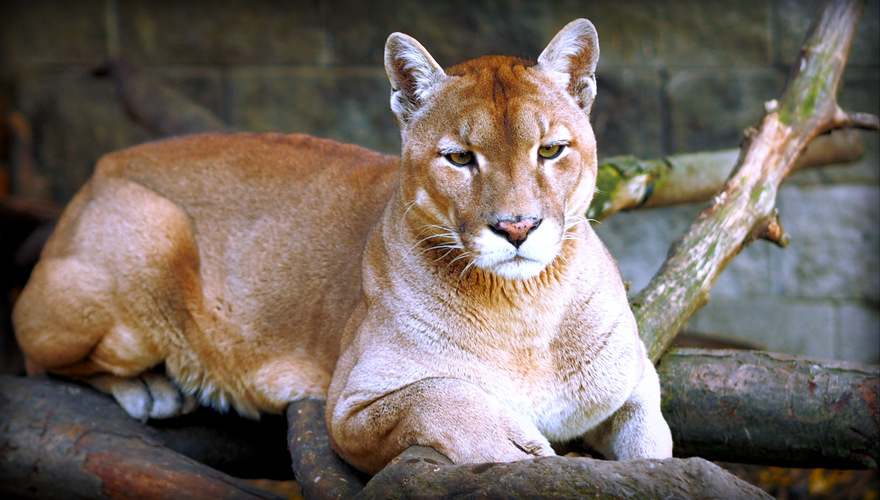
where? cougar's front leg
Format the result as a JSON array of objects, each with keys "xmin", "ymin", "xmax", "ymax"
[
  {"xmin": 582, "ymin": 360, "xmax": 673, "ymax": 460},
  {"xmin": 327, "ymin": 377, "xmax": 555, "ymax": 475}
]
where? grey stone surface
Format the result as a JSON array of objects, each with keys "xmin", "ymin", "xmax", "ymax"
[
  {"xmin": 836, "ymin": 303, "xmax": 880, "ymax": 363},
  {"xmin": 227, "ymin": 67, "xmax": 399, "ymax": 154},
  {"xmin": 0, "ymin": 0, "xmax": 106, "ymax": 71},
  {"xmin": 667, "ymin": 68, "xmax": 787, "ymax": 152},
  {"xmin": 578, "ymin": 0, "xmax": 772, "ymax": 68},
  {"xmin": 329, "ymin": 0, "xmax": 546, "ymax": 67},
  {"xmin": 774, "ymin": 0, "xmax": 879, "ymax": 67},
  {"xmin": 594, "ymin": 204, "xmax": 703, "ymax": 293},
  {"xmin": 789, "ymin": 130, "xmax": 880, "ymax": 187},
  {"xmin": 593, "ymin": 69, "xmax": 665, "ymax": 158},
  {"xmin": 777, "ymin": 185, "xmax": 880, "ymax": 301},
  {"xmin": 156, "ymin": 67, "xmax": 229, "ymax": 125},
  {"xmin": 596, "ymin": 203, "xmax": 778, "ymax": 300},
  {"xmin": 13, "ymin": 71, "xmax": 153, "ymax": 202},
  {"xmin": 117, "ymin": 0, "xmax": 327, "ymax": 66},
  {"xmin": 688, "ymin": 298, "xmax": 836, "ymax": 359}
]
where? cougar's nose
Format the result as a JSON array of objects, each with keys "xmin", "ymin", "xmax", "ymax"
[{"xmin": 490, "ymin": 216, "xmax": 542, "ymax": 248}]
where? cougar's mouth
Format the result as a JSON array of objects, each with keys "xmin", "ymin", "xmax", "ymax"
[{"xmin": 471, "ymin": 221, "xmax": 561, "ymax": 280}]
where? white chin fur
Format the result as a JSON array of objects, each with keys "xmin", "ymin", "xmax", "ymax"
[
  {"xmin": 472, "ymin": 224, "xmax": 559, "ymax": 280},
  {"xmin": 488, "ymin": 259, "xmax": 548, "ymax": 280}
]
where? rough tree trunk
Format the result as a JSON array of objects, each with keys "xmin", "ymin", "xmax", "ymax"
[{"xmin": 359, "ymin": 446, "xmax": 771, "ymax": 500}]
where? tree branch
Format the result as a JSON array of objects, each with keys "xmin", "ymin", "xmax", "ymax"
[
  {"xmin": 94, "ymin": 58, "xmax": 234, "ymax": 137},
  {"xmin": 286, "ymin": 399, "xmax": 367, "ymax": 499},
  {"xmin": 4, "ymin": 342, "xmax": 876, "ymax": 499},
  {"xmin": 589, "ymin": 128, "xmax": 868, "ymax": 220},
  {"xmin": 631, "ymin": 0, "xmax": 876, "ymax": 361}
]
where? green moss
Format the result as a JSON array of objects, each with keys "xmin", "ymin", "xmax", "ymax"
[
  {"xmin": 778, "ymin": 55, "xmax": 840, "ymax": 126},
  {"xmin": 589, "ymin": 162, "xmax": 623, "ymax": 220},
  {"xmin": 588, "ymin": 155, "xmax": 670, "ymax": 220}
]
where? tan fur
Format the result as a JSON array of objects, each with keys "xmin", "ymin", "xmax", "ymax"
[{"xmin": 14, "ymin": 19, "xmax": 672, "ymax": 473}]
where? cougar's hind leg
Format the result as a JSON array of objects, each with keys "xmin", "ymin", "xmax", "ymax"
[{"xmin": 13, "ymin": 176, "xmax": 203, "ymax": 420}]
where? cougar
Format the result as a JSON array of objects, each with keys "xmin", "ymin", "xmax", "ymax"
[{"xmin": 14, "ymin": 19, "xmax": 673, "ymax": 474}]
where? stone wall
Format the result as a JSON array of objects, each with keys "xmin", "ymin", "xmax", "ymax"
[{"xmin": 1, "ymin": 0, "xmax": 877, "ymax": 363}]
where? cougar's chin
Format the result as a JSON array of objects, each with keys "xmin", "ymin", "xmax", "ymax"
[{"xmin": 484, "ymin": 258, "xmax": 548, "ymax": 280}]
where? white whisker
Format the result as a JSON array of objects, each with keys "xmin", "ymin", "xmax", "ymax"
[
  {"xmin": 457, "ymin": 259, "xmax": 478, "ymax": 283},
  {"xmin": 401, "ymin": 199, "xmax": 418, "ymax": 222},
  {"xmin": 407, "ymin": 225, "xmax": 460, "ymax": 256},
  {"xmin": 447, "ymin": 251, "xmax": 471, "ymax": 268}
]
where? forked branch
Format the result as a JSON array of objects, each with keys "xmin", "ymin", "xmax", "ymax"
[{"xmin": 631, "ymin": 0, "xmax": 878, "ymax": 361}]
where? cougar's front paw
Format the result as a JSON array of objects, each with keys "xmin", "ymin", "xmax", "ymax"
[
  {"xmin": 444, "ymin": 410, "xmax": 556, "ymax": 465},
  {"xmin": 89, "ymin": 373, "xmax": 197, "ymax": 421}
]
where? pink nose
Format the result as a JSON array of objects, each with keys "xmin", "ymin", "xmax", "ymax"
[{"xmin": 492, "ymin": 217, "xmax": 541, "ymax": 248}]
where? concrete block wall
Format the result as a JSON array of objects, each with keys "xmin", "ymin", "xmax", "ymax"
[{"xmin": 1, "ymin": 0, "xmax": 877, "ymax": 362}]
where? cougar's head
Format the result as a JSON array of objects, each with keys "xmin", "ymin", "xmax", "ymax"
[{"xmin": 385, "ymin": 20, "xmax": 600, "ymax": 281}]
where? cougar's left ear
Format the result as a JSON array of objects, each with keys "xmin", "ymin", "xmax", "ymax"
[
  {"xmin": 538, "ymin": 19, "xmax": 600, "ymax": 113},
  {"xmin": 384, "ymin": 32, "xmax": 446, "ymax": 124}
]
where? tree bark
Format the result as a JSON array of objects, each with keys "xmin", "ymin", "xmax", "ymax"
[
  {"xmin": 4, "ymin": 344, "xmax": 876, "ymax": 498},
  {"xmin": 286, "ymin": 399, "xmax": 367, "ymax": 499}
]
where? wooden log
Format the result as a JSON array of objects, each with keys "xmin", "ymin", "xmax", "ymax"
[
  {"xmin": 658, "ymin": 348, "xmax": 880, "ymax": 469},
  {"xmin": 286, "ymin": 399, "xmax": 366, "ymax": 499},
  {"xmin": 356, "ymin": 445, "xmax": 772, "ymax": 499},
  {"xmin": 0, "ymin": 375, "xmax": 285, "ymax": 500},
  {"xmin": 2, "ymin": 348, "xmax": 874, "ymax": 499}
]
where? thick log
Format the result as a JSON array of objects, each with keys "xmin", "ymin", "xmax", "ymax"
[
  {"xmin": 286, "ymin": 399, "xmax": 367, "ymax": 499},
  {"xmin": 658, "ymin": 348, "xmax": 880, "ymax": 469},
  {"xmin": 0, "ymin": 375, "xmax": 286, "ymax": 500},
  {"xmin": 357, "ymin": 445, "xmax": 772, "ymax": 499},
  {"xmin": 631, "ymin": 0, "xmax": 878, "ymax": 361}
]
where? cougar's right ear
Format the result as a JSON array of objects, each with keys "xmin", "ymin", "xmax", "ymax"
[
  {"xmin": 538, "ymin": 19, "xmax": 600, "ymax": 113},
  {"xmin": 384, "ymin": 33, "xmax": 446, "ymax": 123}
]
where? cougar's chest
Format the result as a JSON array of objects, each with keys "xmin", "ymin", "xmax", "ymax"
[{"xmin": 467, "ymin": 305, "xmax": 641, "ymax": 442}]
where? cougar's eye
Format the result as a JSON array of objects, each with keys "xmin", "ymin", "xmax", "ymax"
[
  {"xmin": 446, "ymin": 151, "xmax": 475, "ymax": 167},
  {"xmin": 538, "ymin": 144, "xmax": 564, "ymax": 160}
]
